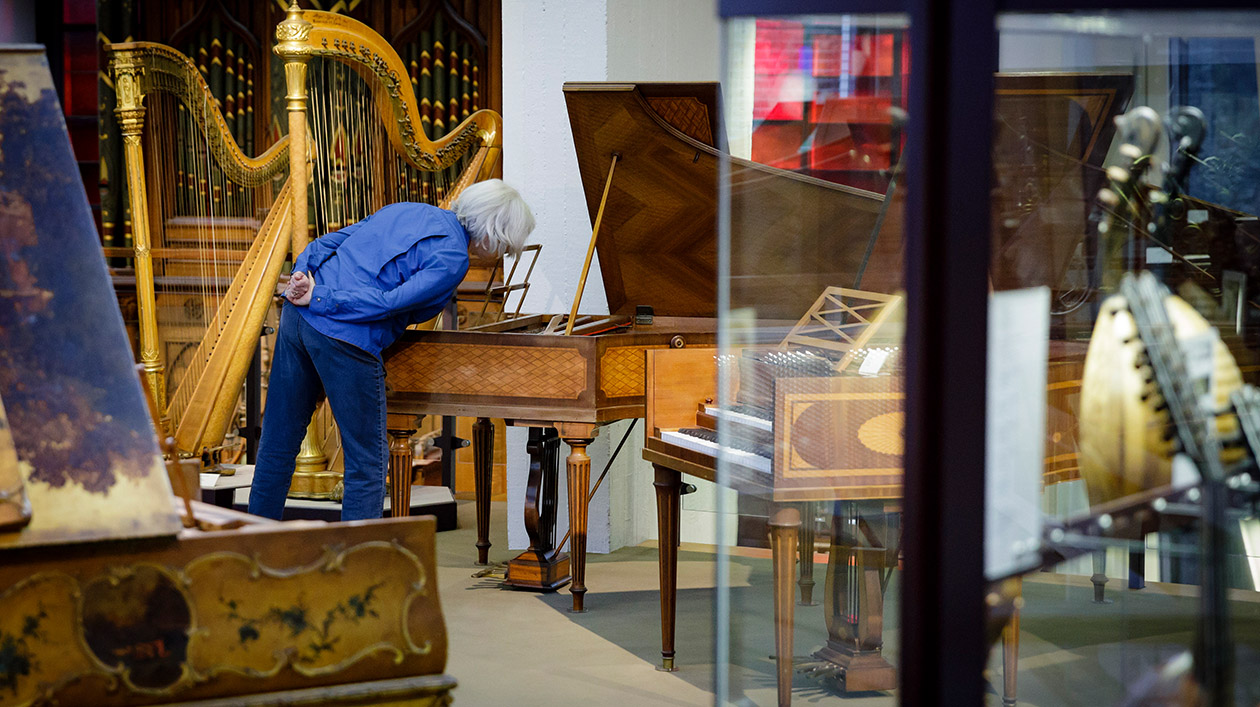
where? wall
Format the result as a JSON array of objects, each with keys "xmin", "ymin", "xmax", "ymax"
[{"xmin": 501, "ymin": 0, "xmax": 722, "ymax": 553}]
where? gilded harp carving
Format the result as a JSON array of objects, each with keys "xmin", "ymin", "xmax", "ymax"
[
  {"xmin": 274, "ymin": 2, "xmax": 502, "ymax": 248},
  {"xmin": 109, "ymin": 42, "xmax": 292, "ymax": 459},
  {"xmin": 273, "ymin": 2, "xmax": 504, "ymax": 497}
]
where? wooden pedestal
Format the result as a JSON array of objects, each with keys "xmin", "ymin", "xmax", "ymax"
[
  {"xmin": 505, "ymin": 549, "xmax": 572, "ymax": 591},
  {"xmin": 811, "ymin": 502, "xmax": 898, "ymax": 693},
  {"xmin": 560, "ymin": 424, "xmax": 596, "ymax": 612},
  {"xmin": 504, "ymin": 427, "xmax": 571, "ymax": 591}
]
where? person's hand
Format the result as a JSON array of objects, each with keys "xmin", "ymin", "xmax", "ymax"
[{"xmin": 285, "ymin": 270, "xmax": 313, "ymax": 306}]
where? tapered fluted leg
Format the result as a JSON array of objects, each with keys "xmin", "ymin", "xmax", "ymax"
[
  {"xmin": 563, "ymin": 430, "xmax": 595, "ymax": 612},
  {"xmin": 472, "ymin": 417, "xmax": 493, "ymax": 565},
  {"xmin": 1002, "ymin": 580, "xmax": 1021, "ymax": 707},
  {"xmin": 798, "ymin": 501, "xmax": 817, "ymax": 606},
  {"xmin": 654, "ymin": 464, "xmax": 682, "ymax": 671},
  {"xmin": 769, "ymin": 504, "xmax": 801, "ymax": 707},
  {"xmin": 387, "ymin": 427, "xmax": 414, "ymax": 517}
]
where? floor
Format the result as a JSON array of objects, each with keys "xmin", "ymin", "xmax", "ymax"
[
  {"xmin": 437, "ymin": 501, "xmax": 714, "ymax": 707},
  {"xmin": 434, "ymin": 501, "xmax": 1260, "ymax": 707}
]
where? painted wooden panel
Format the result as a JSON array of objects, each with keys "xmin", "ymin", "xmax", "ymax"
[{"xmin": 0, "ymin": 50, "xmax": 181, "ymax": 549}]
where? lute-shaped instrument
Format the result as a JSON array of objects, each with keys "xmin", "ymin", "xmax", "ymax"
[{"xmin": 1082, "ymin": 107, "xmax": 1239, "ymax": 706}]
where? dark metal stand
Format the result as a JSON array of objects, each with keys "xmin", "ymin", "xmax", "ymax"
[{"xmin": 244, "ymin": 338, "xmax": 262, "ymax": 463}]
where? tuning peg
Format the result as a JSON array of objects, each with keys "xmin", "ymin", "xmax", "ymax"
[
  {"xmin": 1116, "ymin": 106, "xmax": 1162, "ymax": 156},
  {"xmin": 1106, "ymin": 165, "xmax": 1132, "ymax": 183},
  {"xmin": 1165, "ymin": 106, "xmax": 1206, "ymax": 155}
]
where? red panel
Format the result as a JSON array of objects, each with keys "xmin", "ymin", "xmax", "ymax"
[
  {"xmin": 902, "ymin": 39, "xmax": 911, "ymax": 103},
  {"xmin": 753, "ymin": 71, "xmax": 804, "ymax": 121},
  {"xmin": 63, "ymin": 0, "xmax": 96, "ymax": 24},
  {"xmin": 752, "ymin": 22, "xmax": 907, "ymax": 181},
  {"xmin": 812, "ymin": 32, "xmax": 896, "ymax": 78},
  {"xmin": 69, "ymin": 122, "xmax": 99, "ymax": 161},
  {"xmin": 754, "ymin": 19, "xmax": 803, "ymax": 75},
  {"xmin": 751, "ymin": 122, "xmax": 805, "ymax": 171},
  {"xmin": 809, "ymin": 123, "xmax": 891, "ymax": 172},
  {"xmin": 65, "ymin": 70, "xmax": 97, "ymax": 116},
  {"xmin": 851, "ymin": 33, "xmax": 895, "ymax": 77},
  {"xmin": 810, "ymin": 94, "xmax": 893, "ymax": 124},
  {"xmin": 812, "ymin": 33, "xmax": 845, "ymax": 77},
  {"xmin": 65, "ymin": 30, "xmax": 96, "ymax": 71}
]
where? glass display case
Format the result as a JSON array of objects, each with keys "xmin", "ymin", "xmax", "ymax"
[{"xmin": 705, "ymin": 5, "xmax": 1260, "ymax": 706}]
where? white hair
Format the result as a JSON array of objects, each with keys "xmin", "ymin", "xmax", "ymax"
[{"xmin": 451, "ymin": 179, "xmax": 535, "ymax": 257}]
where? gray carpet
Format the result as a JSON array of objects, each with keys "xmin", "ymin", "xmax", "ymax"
[{"xmin": 436, "ymin": 502, "xmax": 1260, "ymax": 706}]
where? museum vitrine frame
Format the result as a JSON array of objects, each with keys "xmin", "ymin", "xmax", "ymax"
[{"xmin": 716, "ymin": 1, "xmax": 1260, "ymax": 706}]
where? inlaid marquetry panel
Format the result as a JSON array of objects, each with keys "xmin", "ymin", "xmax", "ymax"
[
  {"xmin": 387, "ymin": 343, "xmax": 587, "ymax": 399},
  {"xmin": 773, "ymin": 376, "xmax": 904, "ymax": 502},
  {"xmin": 599, "ymin": 345, "xmax": 666, "ymax": 398},
  {"xmin": 646, "ymin": 96, "xmax": 714, "ymax": 145}
]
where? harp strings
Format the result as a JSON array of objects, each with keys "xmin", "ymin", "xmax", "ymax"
[
  {"xmin": 300, "ymin": 53, "xmax": 482, "ymax": 469},
  {"xmin": 306, "ymin": 58, "xmax": 473, "ymax": 243},
  {"xmin": 149, "ymin": 86, "xmax": 267, "ymax": 424}
]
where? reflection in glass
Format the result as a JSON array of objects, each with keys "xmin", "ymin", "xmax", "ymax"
[
  {"xmin": 985, "ymin": 11, "xmax": 1260, "ymax": 707},
  {"xmin": 713, "ymin": 13, "xmax": 910, "ymax": 706},
  {"xmin": 709, "ymin": 9, "xmax": 1260, "ymax": 707}
]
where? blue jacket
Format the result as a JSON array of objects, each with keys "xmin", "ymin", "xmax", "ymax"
[{"xmin": 293, "ymin": 202, "xmax": 471, "ymax": 356}]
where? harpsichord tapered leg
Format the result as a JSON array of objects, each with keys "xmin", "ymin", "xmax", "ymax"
[
  {"xmin": 385, "ymin": 414, "xmax": 418, "ymax": 517},
  {"xmin": 560, "ymin": 424, "xmax": 597, "ymax": 613},
  {"xmin": 769, "ymin": 504, "xmax": 801, "ymax": 707},
  {"xmin": 798, "ymin": 501, "xmax": 817, "ymax": 606},
  {"xmin": 472, "ymin": 417, "xmax": 493, "ymax": 565},
  {"xmin": 1002, "ymin": 579, "xmax": 1022, "ymax": 707},
  {"xmin": 654, "ymin": 464, "xmax": 682, "ymax": 671}
]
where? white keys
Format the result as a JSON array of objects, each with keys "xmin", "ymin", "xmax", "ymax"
[
  {"xmin": 659, "ymin": 430, "xmax": 771, "ymax": 474},
  {"xmin": 704, "ymin": 406, "xmax": 773, "ymax": 433}
]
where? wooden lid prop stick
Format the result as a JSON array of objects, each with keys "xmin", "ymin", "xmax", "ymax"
[{"xmin": 565, "ymin": 152, "xmax": 620, "ymax": 336}]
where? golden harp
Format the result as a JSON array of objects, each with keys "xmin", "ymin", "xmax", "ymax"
[{"xmin": 109, "ymin": 42, "xmax": 292, "ymax": 461}]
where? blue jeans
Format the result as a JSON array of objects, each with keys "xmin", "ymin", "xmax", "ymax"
[{"xmin": 248, "ymin": 306, "xmax": 387, "ymax": 521}]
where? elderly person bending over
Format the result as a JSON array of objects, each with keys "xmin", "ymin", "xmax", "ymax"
[{"xmin": 248, "ymin": 179, "xmax": 535, "ymax": 521}]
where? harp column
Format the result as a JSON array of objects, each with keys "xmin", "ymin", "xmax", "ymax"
[
  {"xmin": 277, "ymin": 3, "xmax": 334, "ymax": 495},
  {"xmin": 275, "ymin": 1, "xmax": 312, "ymax": 259},
  {"xmin": 113, "ymin": 59, "xmax": 167, "ymax": 430}
]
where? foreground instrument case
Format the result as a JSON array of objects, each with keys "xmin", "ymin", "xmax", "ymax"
[{"xmin": 0, "ymin": 47, "xmax": 455, "ymax": 707}]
